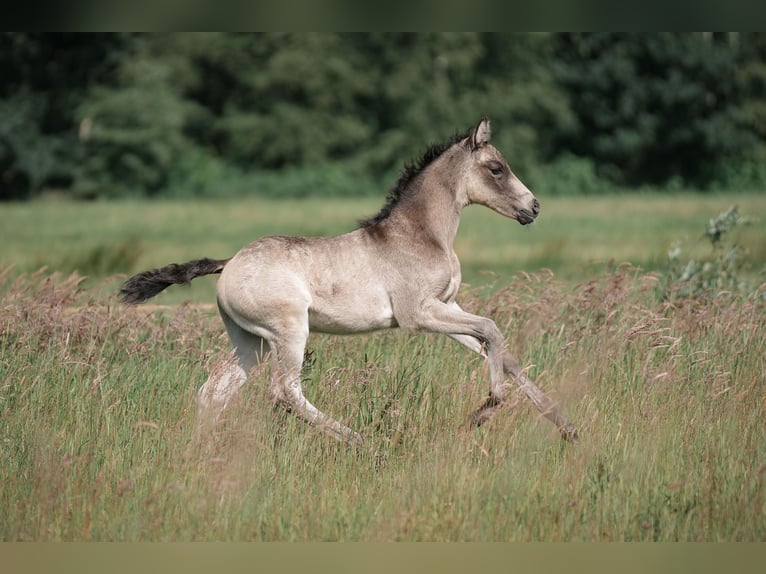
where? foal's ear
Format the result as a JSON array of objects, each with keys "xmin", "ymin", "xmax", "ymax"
[{"xmin": 469, "ymin": 117, "xmax": 491, "ymax": 150}]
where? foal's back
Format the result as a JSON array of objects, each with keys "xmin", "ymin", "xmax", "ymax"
[{"xmin": 217, "ymin": 230, "xmax": 397, "ymax": 336}]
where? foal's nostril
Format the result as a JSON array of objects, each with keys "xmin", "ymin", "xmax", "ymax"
[{"xmin": 532, "ymin": 198, "xmax": 540, "ymax": 215}]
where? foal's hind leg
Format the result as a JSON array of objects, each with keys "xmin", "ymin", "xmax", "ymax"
[
  {"xmin": 269, "ymin": 320, "xmax": 363, "ymax": 445},
  {"xmin": 197, "ymin": 310, "xmax": 268, "ymax": 419}
]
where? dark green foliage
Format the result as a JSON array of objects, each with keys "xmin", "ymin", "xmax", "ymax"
[
  {"xmin": 2, "ymin": 33, "xmax": 765, "ymax": 200},
  {"xmin": 0, "ymin": 33, "xmax": 133, "ymax": 199},
  {"xmin": 554, "ymin": 33, "xmax": 756, "ymax": 188},
  {"xmin": 527, "ymin": 153, "xmax": 614, "ymax": 195},
  {"xmin": 737, "ymin": 33, "xmax": 766, "ymax": 155},
  {"xmin": 0, "ymin": 92, "xmax": 62, "ymax": 198},
  {"xmin": 76, "ymin": 46, "xmax": 195, "ymax": 197}
]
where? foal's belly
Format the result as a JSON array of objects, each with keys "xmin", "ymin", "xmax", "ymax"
[{"xmin": 308, "ymin": 290, "xmax": 397, "ymax": 334}]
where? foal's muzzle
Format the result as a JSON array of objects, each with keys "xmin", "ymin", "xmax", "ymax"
[{"xmin": 517, "ymin": 198, "xmax": 540, "ymax": 225}]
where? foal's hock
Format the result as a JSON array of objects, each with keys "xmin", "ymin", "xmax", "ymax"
[{"xmin": 120, "ymin": 118, "xmax": 578, "ymax": 444}]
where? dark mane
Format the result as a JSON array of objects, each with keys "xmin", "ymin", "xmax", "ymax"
[{"xmin": 358, "ymin": 129, "xmax": 469, "ymax": 228}]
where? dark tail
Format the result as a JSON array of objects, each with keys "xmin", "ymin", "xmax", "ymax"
[{"xmin": 119, "ymin": 257, "xmax": 229, "ymax": 304}]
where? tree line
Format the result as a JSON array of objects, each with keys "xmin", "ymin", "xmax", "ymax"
[{"xmin": 2, "ymin": 32, "xmax": 765, "ymax": 200}]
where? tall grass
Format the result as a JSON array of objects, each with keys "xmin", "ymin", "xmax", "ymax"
[{"xmin": 1, "ymin": 264, "xmax": 763, "ymax": 541}]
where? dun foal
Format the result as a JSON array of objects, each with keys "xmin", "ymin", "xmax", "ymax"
[{"xmin": 120, "ymin": 118, "xmax": 578, "ymax": 444}]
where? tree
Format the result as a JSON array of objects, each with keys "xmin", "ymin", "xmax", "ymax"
[
  {"xmin": 554, "ymin": 33, "xmax": 754, "ymax": 187},
  {"xmin": 737, "ymin": 33, "xmax": 766, "ymax": 158},
  {"xmin": 339, "ymin": 33, "xmax": 573, "ymax": 179},
  {"xmin": 76, "ymin": 36, "xmax": 195, "ymax": 197},
  {"xmin": 173, "ymin": 33, "xmax": 375, "ymax": 170},
  {"xmin": 0, "ymin": 33, "xmax": 132, "ymax": 199}
]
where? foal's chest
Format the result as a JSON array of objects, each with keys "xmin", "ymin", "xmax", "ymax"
[{"xmin": 440, "ymin": 251, "xmax": 462, "ymax": 303}]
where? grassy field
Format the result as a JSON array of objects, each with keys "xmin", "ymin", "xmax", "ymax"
[
  {"xmin": 1, "ymin": 192, "xmax": 765, "ymax": 541},
  {"xmin": 2, "ymin": 192, "xmax": 765, "ymax": 301}
]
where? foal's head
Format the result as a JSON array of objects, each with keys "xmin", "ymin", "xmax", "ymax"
[{"xmin": 457, "ymin": 117, "xmax": 540, "ymax": 225}]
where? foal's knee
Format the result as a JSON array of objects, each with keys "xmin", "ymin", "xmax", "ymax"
[{"xmin": 481, "ymin": 318, "xmax": 505, "ymax": 348}]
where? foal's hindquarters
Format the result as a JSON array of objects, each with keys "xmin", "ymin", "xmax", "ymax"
[{"xmin": 196, "ymin": 238, "xmax": 365, "ymax": 444}]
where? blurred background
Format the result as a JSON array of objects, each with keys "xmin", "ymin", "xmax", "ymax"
[{"xmin": 2, "ymin": 32, "xmax": 766, "ymax": 200}]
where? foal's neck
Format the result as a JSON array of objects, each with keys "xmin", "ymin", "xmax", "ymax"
[{"xmin": 399, "ymin": 172, "xmax": 464, "ymax": 251}]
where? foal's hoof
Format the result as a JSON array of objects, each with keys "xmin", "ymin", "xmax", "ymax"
[
  {"xmin": 470, "ymin": 396, "xmax": 502, "ymax": 427},
  {"xmin": 560, "ymin": 424, "xmax": 579, "ymax": 444}
]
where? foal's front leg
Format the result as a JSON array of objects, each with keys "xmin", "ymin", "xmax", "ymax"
[
  {"xmin": 447, "ymin": 332, "xmax": 513, "ymax": 425},
  {"xmin": 405, "ymin": 300, "xmax": 508, "ymax": 402},
  {"xmin": 500, "ymin": 353, "xmax": 578, "ymax": 441},
  {"xmin": 445, "ymin": 306, "xmax": 578, "ymax": 442}
]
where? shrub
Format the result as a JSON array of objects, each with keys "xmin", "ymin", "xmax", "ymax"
[{"xmin": 661, "ymin": 206, "xmax": 759, "ymax": 300}]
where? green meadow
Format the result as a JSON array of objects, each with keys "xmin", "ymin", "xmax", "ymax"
[
  {"xmin": 1, "ymin": 192, "xmax": 765, "ymax": 540},
  {"xmin": 3, "ymin": 192, "xmax": 766, "ymax": 299}
]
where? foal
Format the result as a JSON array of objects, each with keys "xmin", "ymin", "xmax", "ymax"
[{"xmin": 120, "ymin": 118, "xmax": 578, "ymax": 444}]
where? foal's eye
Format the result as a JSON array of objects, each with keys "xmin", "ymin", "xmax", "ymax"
[{"xmin": 489, "ymin": 165, "xmax": 504, "ymax": 176}]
